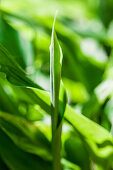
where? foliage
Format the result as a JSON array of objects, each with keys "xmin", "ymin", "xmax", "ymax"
[{"xmin": 0, "ymin": 0, "xmax": 113, "ymax": 169}]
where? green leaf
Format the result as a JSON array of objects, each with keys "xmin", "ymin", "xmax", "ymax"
[
  {"xmin": 64, "ymin": 136, "xmax": 90, "ymax": 170},
  {"xmin": 61, "ymin": 158, "xmax": 81, "ymax": 170},
  {"xmin": 50, "ymin": 15, "xmax": 65, "ymax": 170},
  {"xmin": 0, "ymin": 16, "xmax": 34, "ymax": 69},
  {"xmin": 58, "ymin": 81, "xmax": 67, "ymax": 125},
  {"xmin": 82, "ymin": 79, "xmax": 113, "ymax": 118},
  {"xmin": 50, "ymin": 14, "xmax": 63, "ymax": 133},
  {"xmin": 65, "ymin": 105, "xmax": 113, "ymax": 165},
  {"xmin": 13, "ymin": 84, "xmax": 112, "ymax": 166},
  {"xmin": 0, "ymin": 16, "xmax": 24, "ymax": 68},
  {"xmin": 0, "ymin": 79, "xmax": 20, "ymax": 115},
  {"xmin": 0, "ymin": 111, "xmax": 51, "ymax": 160},
  {"xmin": 23, "ymin": 87, "xmax": 113, "ymax": 165},
  {"xmin": 0, "ymin": 44, "xmax": 41, "ymax": 89},
  {"xmin": 0, "ymin": 130, "xmax": 51, "ymax": 170}
]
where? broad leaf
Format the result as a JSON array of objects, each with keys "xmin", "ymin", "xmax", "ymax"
[
  {"xmin": 0, "ymin": 112, "xmax": 51, "ymax": 160},
  {"xmin": 0, "ymin": 16, "xmax": 34, "ymax": 69},
  {"xmin": 0, "ymin": 44, "xmax": 41, "ymax": 89},
  {"xmin": 0, "ymin": 130, "xmax": 51, "ymax": 170}
]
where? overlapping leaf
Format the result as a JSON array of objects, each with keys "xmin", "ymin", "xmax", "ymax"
[
  {"xmin": 0, "ymin": 44, "xmax": 41, "ymax": 89},
  {"xmin": 0, "ymin": 130, "xmax": 51, "ymax": 170}
]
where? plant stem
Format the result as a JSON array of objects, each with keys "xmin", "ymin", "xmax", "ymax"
[
  {"xmin": 52, "ymin": 120, "xmax": 62, "ymax": 170},
  {"xmin": 50, "ymin": 13, "xmax": 64, "ymax": 170}
]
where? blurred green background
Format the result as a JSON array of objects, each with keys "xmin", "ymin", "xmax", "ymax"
[{"xmin": 0, "ymin": 0, "xmax": 113, "ymax": 169}]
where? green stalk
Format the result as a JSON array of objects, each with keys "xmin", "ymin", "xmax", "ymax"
[
  {"xmin": 50, "ymin": 15, "xmax": 63, "ymax": 170},
  {"xmin": 52, "ymin": 122, "xmax": 62, "ymax": 170}
]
